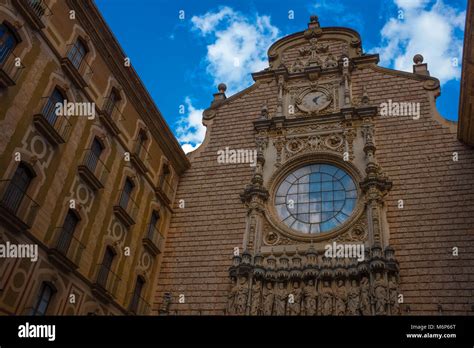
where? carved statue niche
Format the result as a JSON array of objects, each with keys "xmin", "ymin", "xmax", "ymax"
[
  {"xmin": 388, "ymin": 273, "xmax": 400, "ymax": 315},
  {"xmin": 234, "ymin": 276, "xmax": 249, "ymax": 315},
  {"xmin": 347, "ymin": 278, "xmax": 361, "ymax": 315},
  {"xmin": 334, "ymin": 278, "xmax": 348, "ymax": 316},
  {"xmin": 303, "ymin": 278, "xmax": 318, "ymax": 316},
  {"xmin": 262, "ymin": 281, "xmax": 275, "ymax": 315},
  {"xmin": 227, "ymin": 277, "xmax": 239, "ymax": 315},
  {"xmin": 372, "ymin": 271, "xmax": 388, "ymax": 315},
  {"xmin": 287, "ymin": 280, "xmax": 303, "ymax": 316},
  {"xmin": 359, "ymin": 275, "xmax": 371, "ymax": 315},
  {"xmin": 250, "ymin": 278, "xmax": 263, "ymax": 315},
  {"xmin": 274, "ymin": 282, "xmax": 288, "ymax": 316},
  {"xmin": 319, "ymin": 279, "xmax": 334, "ymax": 316}
]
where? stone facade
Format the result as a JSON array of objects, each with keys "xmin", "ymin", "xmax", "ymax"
[
  {"xmin": 0, "ymin": 0, "xmax": 189, "ymax": 315},
  {"xmin": 154, "ymin": 16, "xmax": 474, "ymax": 315}
]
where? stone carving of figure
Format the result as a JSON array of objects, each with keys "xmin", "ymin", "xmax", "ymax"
[
  {"xmin": 250, "ymin": 279, "xmax": 263, "ymax": 315},
  {"xmin": 303, "ymin": 278, "xmax": 317, "ymax": 316},
  {"xmin": 372, "ymin": 272, "xmax": 387, "ymax": 315},
  {"xmin": 274, "ymin": 282, "xmax": 287, "ymax": 316},
  {"xmin": 359, "ymin": 275, "xmax": 371, "ymax": 315},
  {"xmin": 234, "ymin": 276, "xmax": 248, "ymax": 315},
  {"xmin": 262, "ymin": 282, "xmax": 275, "ymax": 315},
  {"xmin": 319, "ymin": 279, "xmax": 334, "ymax": 316},
  {"xmin": 290, "ymin": 58, "xmax": 305, "ymax": 73},
  {"xmin": 334, "ymin": 279, "xmax": 347, "ymax": 315},
  {"xmin": 287, "ymin": 281, "xmax": 302, "ymax": 316},
  {"xmin": 227, "ymin": 277, "xmax": 239, "ymax": 315},
  {"xmin": 347, "ymin": 279, "xmax": 360, "ymax": 315},
  {"xmin": 388, "ymin": 274, "xmax": 400, "ymax": 315}
]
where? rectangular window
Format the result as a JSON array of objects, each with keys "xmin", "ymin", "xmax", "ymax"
[
  {"xmin": 31, "ymin": 283, "xmax": 54, "ymax": 316},
  {"xmin": 56, "ymin": 210, "xmax": 79, "ymax": 254}
]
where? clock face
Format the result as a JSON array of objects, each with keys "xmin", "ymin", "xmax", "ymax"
[{"xmin": 300, "ymin": 90, "xmax": 331, "ymax": 112}]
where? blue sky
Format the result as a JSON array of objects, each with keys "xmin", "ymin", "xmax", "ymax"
[{"xmin": 95, "ymin": 0, "xmax": 467, "ymax": 152}]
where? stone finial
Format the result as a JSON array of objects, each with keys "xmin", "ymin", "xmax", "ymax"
[
  {"xmin": 413, "ymin": 54, "xmax": 424, "ymax": 64},
  {"xmin": 412, "ymin": 54, "xmax": 430, "ymax": 76},
  {"xmin": 308, "ymin": 14, "xmax": 320, "ymax": 29},
  {"xmin": 218, "ymin": 83, "xmax": 227, "ymax": 93}
]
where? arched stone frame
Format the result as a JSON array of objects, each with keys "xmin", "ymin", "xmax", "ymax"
[
  {"xmin": 1, "ymin": 154, "xmax": 46, "ymax": 214},
  {"xmin": 131, "ymin": 120, "xmax": 152, "ymax": 156},
  {"xmin": 102, "ymin": 77, "xmax": 127, "ymax": 113},
  {"xmin": 61, "ymin": 24, "xmax": 97, "ymax": 68},
  {"xmin": 0, "ymin": 5, "xmax": 34, "ymax": 62},
  {"xmin": 46, "ymin": 196, "xmax": 85, "ymax": 248},
  {"xmin": 146, "ymin": 199, "xmax": 162, "ymax": 233},
  {"xmin": 21, "ymin": 269, "xmax": 66, "ymax": 315},
  {"xmin": 265, "ymin": 152, "xmax": 366, "ymax": 243},
  {"xmin": 34, "ymin": 72, "xmax": 77, "ymax": 115},
  {"xmin": 83, "ymin": 124, "xmax": 113, "ymax": 168}
]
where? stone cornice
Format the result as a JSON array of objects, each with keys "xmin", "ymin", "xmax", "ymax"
[{"xmin": 68, "ymin": 0, "xmax": 190, "ymax": 173}]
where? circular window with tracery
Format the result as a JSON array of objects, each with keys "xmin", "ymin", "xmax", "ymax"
[{"xmin": 274, "ymin": 164, "xmax": 358, "ymax": 234}]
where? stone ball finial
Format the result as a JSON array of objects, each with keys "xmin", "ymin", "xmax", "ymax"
[
  {"xmin": 310, "ymin": 14, "xmax": 319, "ymax": 23},
  {"xmin": 218, "ymin": 83, "xmax": 227, "ymax": 93},
  {"xmin": 413, "ymin": 54, "xmax": 424, "ymax": 64}
]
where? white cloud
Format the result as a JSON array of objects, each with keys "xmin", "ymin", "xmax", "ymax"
[
  {"xmin": 372, "ymin": 0, "xmax": 465, "ymax": 85},
  {"xmin": 176, "ymin": 97, "xmax": 206, "ymax": 154},
  {"xmin": 191, "ymin": 7, "xmax": 279, "ymax": 95}
]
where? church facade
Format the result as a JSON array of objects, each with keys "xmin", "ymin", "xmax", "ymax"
[{"xmin": 153, "ymin": 16, "xmax": 474, "ymax": 315}]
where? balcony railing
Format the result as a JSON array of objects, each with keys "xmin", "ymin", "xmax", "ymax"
[
  {"xmin": 156, "ymin": 178, "xmax": 175, "ymax": 205},
  {"xmin": 91, "ymin": 263, "xmax": 121, "ymax": 303},
  {"xmin": 12, "ymin": 0, "xmax": 53, "ymax": 31},
  {"xmin": 98, "ymin": 96, "xmax": 126, "ymax": 136},
  {"xmin": 113, "ymin": 190, "xmax": 139, "ymax": 227},
  {"xmin": 128, "ymin": 293, "xmax": 151, "ymax": 315},
  {"xmin": 61, "ymin": 43, "xmax": 93, "ymax": 89},
  {"xmin": 0, "ymin": 52, "xmax": 25, "ymax": 88},
  {"xmin": 77, "ymin": 149, "xmax": 110, "ymax": 191},
  {"xmin": 130, "ymin": 141, "xmax": 150, "ymax": 174},
  {"xmin": 48, "ymin": 227, "xmax": 86, "ymax": 271},
  {"xmin": 33, "ymin": 97, "xmax": 73, "ymax": 145},
  {"xmin": 0, "ymin": 180, "xmax": 39, "ymax": 231},
  {"xmin": 142, "ymin": 223, "xmax": 164, "ymax": 256}
]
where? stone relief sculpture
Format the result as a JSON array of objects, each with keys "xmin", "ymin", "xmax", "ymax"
[
  {"xmin": 359, "ymin": 275, "xmax": 371, "ymax": 315},
  {"xmin": 287, "ymin": 281, "xmax": 302, "ymax": 316},
  {"xmin": 319, "ymin": 280, "xmax": 334, "ymax": 316},
  {"xmin": 372, "ymin": 271, "xmax": 387, "ymax": 315},
  {"xmin": 274, "ymin": 282, "xmax": 287, "ymax": 315},
  {"xmin": 234, "ymin": 276, "xmax": 248, "ymax": 315},
  {"xmin": 303, "ymin": 278, "xmax": 318, "ymax": 316},
  {"xmin": 250, "ymin": 279, "xmax": 263, "ymax": 315},
  {"xmin": 228, "ymin": 247, "xmax": 400, "ymax": 316},
  {"xmin": 388, "ymin": 273, "xmax": 400, "ymax": 315},
  {"xmin": 347, "ymin": 278, "xmax": 360, "ymax": 315},
  {"xmin": 262, "ymin": 282, "xmax": 275, "ymax": 315},
  {"xmin": 334, "ymin": 279, "xmax": 348, "ymax": 315}
]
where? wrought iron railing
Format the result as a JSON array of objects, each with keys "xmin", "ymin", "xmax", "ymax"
[{"xmin": 0, "ymin": 180, "xmax": 39, "ymax": 227}]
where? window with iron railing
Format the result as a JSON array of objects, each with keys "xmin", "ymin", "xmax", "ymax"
[
  {"xmin": 0, "ymin": 23, "xmax": 18, "ymax": 65},
  {"xmin": 119, "ymin": 178, "xmax": 134, "ymax": 210},
  {"xmin": 129, "ymin": 277, "xmax": 145, "ymax": 313},
  {"xmin": 97, "ymin": 247, "xmax": 115, "ymax": 288},
  {"xmin": 84, "ymin": 138, "xmax": 103, "ymax": 172},
  {"xmin": 67, "ymin": 39, "xmax": 87, "ymax": 70},
  {"xmin": 42, "ymin": 88, "xmax": 65, "ymax": 126},
  {"xmin": 55, "ymin": 210, "xmax": 79, "ymax": 255},
  {"xmin": 104, "ymin": 89, "xmax": 120, "ymax": 116},
  {"xmin": 31, "ymin": 282, "xmax": 54, "ymax": 316},
  {"xmin": 1, "ymin": 164, "xmax": 34, "ymax": 214}
]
